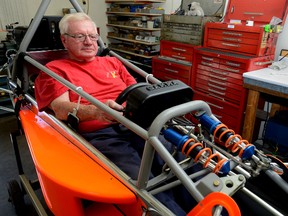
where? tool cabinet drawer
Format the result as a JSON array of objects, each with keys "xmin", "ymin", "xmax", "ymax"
[
  {"xmin": 152, "ymin": 71, "xmax": 189, "ymax": 84},
  {"xmin": 160, "ymin": 40, "xmax": 195, "ymax": 62},
  {"xmin": 208, "ymin": 28, "xmax": 260, "ymax": 41},
  {"xmin": 195, "ymin": 75, "xmax": 243, "ymax": 105},
  {"xmin": 152, "ymin": 56, "xmax": 192, "ymax": 85},
  {"xmin": 193, "ymin": 91, "xmax": 239, "ymax": 130},
  {"xmin": 196, "ymin": 69, "xmax": 243, "ymax": 91},
  {"xmin": 206, "ymin": 39, "xmax": 258, "ymax": 56}
]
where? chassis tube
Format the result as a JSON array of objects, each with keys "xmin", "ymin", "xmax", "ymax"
[{"xmin": 241, "ymin": 187, "xmax": 285, "ymax": 216}]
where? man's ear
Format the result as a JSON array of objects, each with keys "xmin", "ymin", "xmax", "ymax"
[{"xmin": 60, "ymin": 35, "xmax": 67, "ymax": 48}]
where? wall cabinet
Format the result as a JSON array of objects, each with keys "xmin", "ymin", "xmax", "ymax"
[
  {"xmin": 191, "ymin": 48, "xmax": 274, "ymax": 133},
  {"xmin": 106, "ymin": 0, "xmax": 165, "ymax": 66}
]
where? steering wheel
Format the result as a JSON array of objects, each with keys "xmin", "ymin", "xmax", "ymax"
[{"xmin": 115, "ymin": 82, "xmax": 150, "ymax": 105}]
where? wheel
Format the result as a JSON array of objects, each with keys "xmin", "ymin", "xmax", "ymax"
[
  {"xmin": 115, "ymin": 82, "xmax": 150, "ymax": 104},
  {"xmin": 7, "ymin": 179, "xmax": 26, "ymax": 215}
]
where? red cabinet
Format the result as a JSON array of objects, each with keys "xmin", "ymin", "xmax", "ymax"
[
  {"xmin": 191, "ymin": 48, "xmax": 274, "ymax": 133},
  {"xmin": 152, "ymin": 56, "xmax": 192, "ymax": 85},
  {"xmin": 160, "ymin": 40, "xmax": 196, "ymax": 62},
  {"xmin": 191, "ymin": 0, "xmax": 288, "ymax": 132},
  {"xmin": 152, "ymin": 40, "xmax": 196, "ymax": 85},
  {"xmin": 204, "ymin": 0, "xmax": 287, "ymax": 57},
  {"xmin": 204, "ymin": 22, "xmax": 278, "ymax": 57},
  {"xmin": 225, "ymin": 0, "xmax": 288, "ymax": 26}
]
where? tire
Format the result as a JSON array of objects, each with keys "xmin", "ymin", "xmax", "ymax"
[{"xmin": 7, "ymin": 179, "xmax": 26, "ymax": 215}]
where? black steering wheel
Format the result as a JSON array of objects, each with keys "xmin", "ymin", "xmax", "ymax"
[{"xmin": 115, "ymin": 82, "xmax": 150, "ymax": 105}]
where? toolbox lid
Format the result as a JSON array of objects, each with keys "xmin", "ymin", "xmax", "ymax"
[
  {"xmin": 180, "ymin": 0, "xmax": 228, "ymax": 17},
  {"xmin": 224, "ymin": 0, "xmax": 288, "ymax": 26}
]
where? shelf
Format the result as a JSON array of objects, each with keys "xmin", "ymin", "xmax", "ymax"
[
  {"xmin": 106, "ymin": 0, "xmax": 166, "ymax": 3},
  {"xmin": 107, "ymin": 24, "xmax": 160, "ymax": 31},
  {"xmin": 107, "ymin": 36, "xmax": 159, "ymax": 45},
  {"xmin": 106, "ymin": 12, "xmax": 163, "ymax": 16},
  {"xmin": 106, "ymin": 0, "xmax": 163, "ymax": 66}
]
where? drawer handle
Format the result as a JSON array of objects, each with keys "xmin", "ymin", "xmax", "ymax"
[
  {"xmin": 164, "ymin": 76, "xmax": 174, "ymax": 80},
  {"xmin": 223, "ymin": 67, "xmax": 240, "ymax": 73},
  {"xmin": 254, "ymin": 60, "xmax": 274, "ymax": 66},
  {"xmin": 223, "ymin": 32, "xmax": 242, "ymax": 37},
  {"xmin": 207, "ymin": 102, "xmax": 224, "ymax": 110},
  {"xmin": 208, "ymin": 88, "xmax": 225, "ymax": 96},
  {"xmin": 208, "ymin": 83, "xmax": 226, "ymax": 91},
  {"xmin": 165, "ymin": 68, "xmax": 179, "ymax": 73},
  {"xmin": 243, "ymin": 12, "xmax": 264, "ymax": 16},
  {"xmin": 209, "ymin": 79, "xmax": 226, "ymax": 86},
  {"xmin": 222, "ymin": 42, "xmax": 240, "ymax": 48},
  {"xmin": 225, "ymin": 61, "xmax": 241, "ymax": 67},
  {"xmin": 172, "ymin": 47, "xmax": 186, "ymax": 52},
  {"xmin": 202, "ymin": 56, "xmax": 214, "ymax": 61},
  {"xmin": 201, "ymin": 61, "xmax": 213, "ymax": 67},
  {"xmin": 223, "ymin": 37, "xmax": 242, "ymax": 42},
  {"xmin": 214, "ymin": 114, "xmax": 223, "ymax": 119},
  {"xmin": 172, "ymin": 55, "xmax": 186, "ymax": 60},
  {"xmin": 208, "ymin": 93, "xmax": 225, "ymax": 101},
  {"xmin": 212, "ymin": 69, "xmax": 229, "ymax": 76},
  {"xmin": 209, "ymin": 74, "xmax": 227, "ymax": 81}
]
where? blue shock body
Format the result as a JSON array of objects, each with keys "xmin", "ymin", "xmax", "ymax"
[
  {"xmin": 197, "ymin": 114, "xmax": 221, "ymax": 134},
  {"xmin": 162, "ymin": 128, "xmax": 189, "ymax": 150}
]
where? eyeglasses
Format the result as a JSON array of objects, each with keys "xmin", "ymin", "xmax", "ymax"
[{"xmin": 64, "ymin": 33, "xmax": 99, "ymax": 42}]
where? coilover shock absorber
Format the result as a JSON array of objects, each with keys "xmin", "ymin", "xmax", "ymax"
[
  {"xmin": 195, "ymin": 112, "xmax": 255, "ymax": 160},
  {"xmin": 162, "ymin": 128, "xmax": 230, "ymax": 175}
]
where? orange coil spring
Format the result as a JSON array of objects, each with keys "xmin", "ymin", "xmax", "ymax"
[
  {"xmin": 213, "ymin": 123, "xmax": 251, "ymax": 158},
  {"xmin": 181, "ymin": 138, "xmax": 228, "ymax": 174}
]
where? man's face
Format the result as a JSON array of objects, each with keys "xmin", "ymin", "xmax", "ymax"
[{"xmin": 61, "ymin": 19, "xmax": 98, "ymax": 62}]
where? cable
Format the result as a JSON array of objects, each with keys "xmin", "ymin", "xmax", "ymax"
[{"xmin": 279, "ymin": 51, "xmax": 288, "ymax": 61}]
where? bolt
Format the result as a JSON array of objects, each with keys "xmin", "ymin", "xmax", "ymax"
[
  {"xmin": 238, "ymin": 175, "xmax": 245, "ymax": 181},
  {"xmin": 213, "ymin": 180, "xmax": 220, "ymax": 187}
]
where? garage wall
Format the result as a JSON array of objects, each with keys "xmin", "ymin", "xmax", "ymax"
[{"xmin": 0, "ymin": 0, "xmax": 287, "ymax": 60}]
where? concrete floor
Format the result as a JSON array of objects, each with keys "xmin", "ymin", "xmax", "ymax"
[{"xmin": 0, "ymin": 113, "xmax": 48, "ymax": 216}]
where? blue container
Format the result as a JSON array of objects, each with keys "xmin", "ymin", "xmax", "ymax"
[{"xmin": 130, "ymin": 5, "xmax": 144, "ymax": 12}]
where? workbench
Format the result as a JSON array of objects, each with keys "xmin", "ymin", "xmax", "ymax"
[{"xmin": 242, "ymin": 66, "xmax": 288, "ymax": 142}]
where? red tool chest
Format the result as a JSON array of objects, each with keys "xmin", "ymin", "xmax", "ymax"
[
  {"xmin": 160, "ymin": 40, "xmax": 195, "ymax": 62},
  {"xmin": 204, "ymin": 23, "xmax": 278, "ymax": 56},
  {"xmin": 191, "ymin": 47, "xmax": 274, "ymax": 133},
  {"xmin": 192, "ymin": 0, "xmax": 288, "ymax": 133},
  {"xmin": 152, "ymin": 40, "xmax": 196, "ymax": 85},
  {"xmin": 224, "ymin": 0, "xmax": 288, "ymax": 26},
  {"xmin": 152, "ymin": 56, "xmax": 192, "ymax": 85},
  {"xmin": 204, "ymin": 0, "xmax": 288, "ymax": 57}
]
